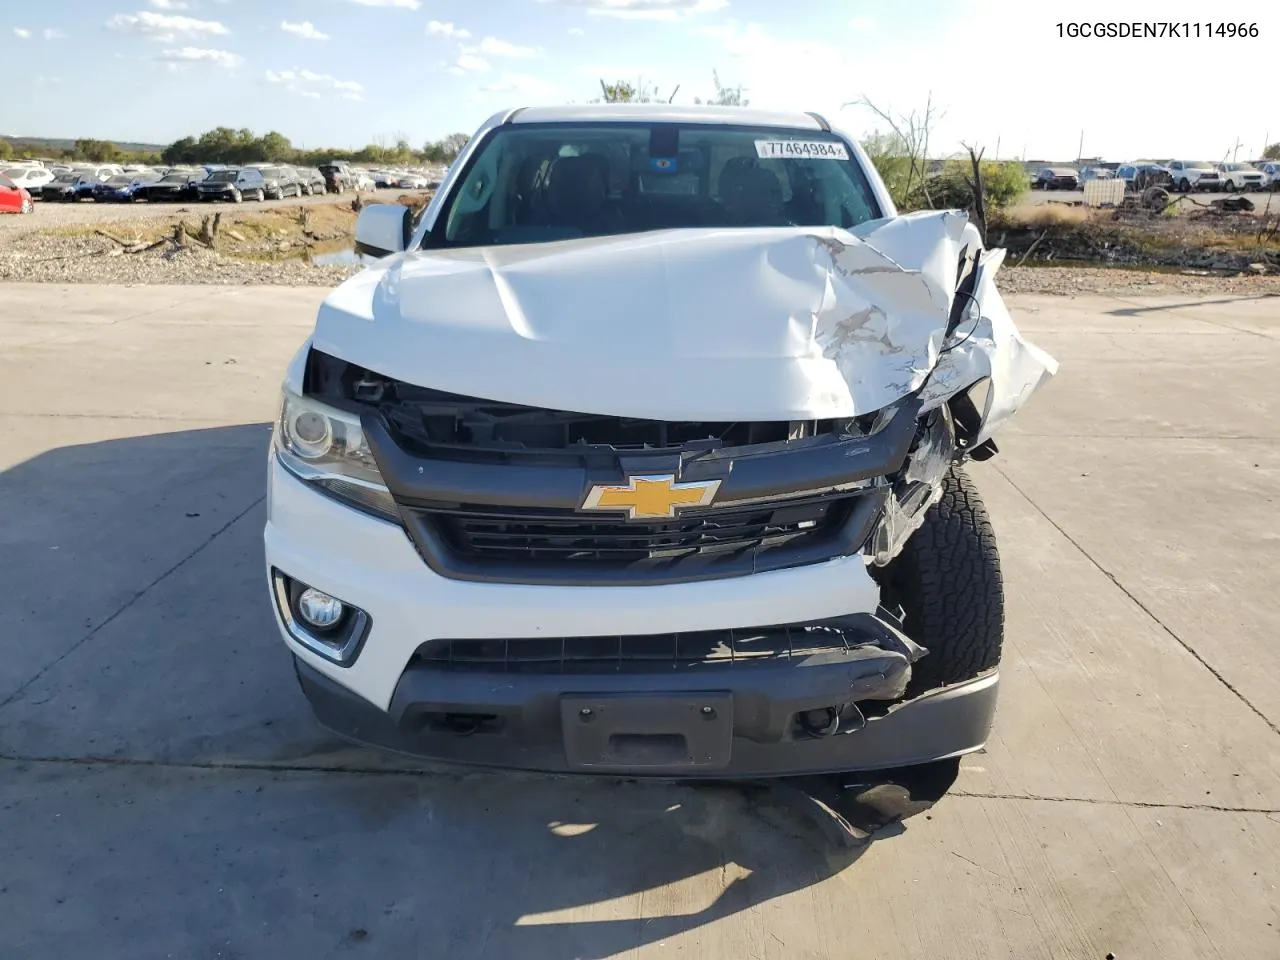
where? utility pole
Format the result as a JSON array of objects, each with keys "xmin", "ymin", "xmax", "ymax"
[
  {"xmin": 994, "ymin": 136, "xmax": 1000, "ymax": 161},
  {"xmin": 1076, "ymin": 129, "xmax": 1084, "ymax": 164},
  {"xmin": 1231, "ymin": 137, "xmax": 1242, "ymax": 161}
]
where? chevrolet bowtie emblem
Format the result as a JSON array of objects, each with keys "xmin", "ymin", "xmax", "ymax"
[{"xmin": 581, "ymin": 475, "xmax": 721, "ymax": 521}]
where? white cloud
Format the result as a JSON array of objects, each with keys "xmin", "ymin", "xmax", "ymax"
[
  {"xmin": 479, "ymin": 73, "xmax": 558, "ymax": 96},
  {"xmin": 343, "ymin": 0, "xmax": 421, "ymax": 7},
  {"xmin": 695, "ymin": 21, "xmax": 835, "ymax": 60},
  {"xmin": 13, "ymin": 28, "xmax": 32, "ymax": 39},
  {"xmin": 455, "ymin": 53, "xmax": 490, "ymax": 72},
  {"xmin": 43, "ymin": 28, "xmax": 67, "ymax": 40},
  {"xmin": 281, "ymin": 20, "xmax": 329, "ymax": 40},
  {"xmin": 427, "ymin": 20, "xmax": 471, "ymax": 39},
  {"xmin": 156, "ymin": 46, "xmax": 242, "ymax": 67},
  {"xmin": 265, "ymin": 68, "xmax": 365, "ymax": 100},
  {"xmin": 107, "ymin": 11, "xmax": 230, "ymax": 43},
  {"xmin": 568, "ymin": 27, "xmax": 585, "ymax": 35},
  {"xmin": 477, "ymin": 36, "xmax": 539, "ymax": 57},
  {"xmin": 149, "ymin": 0, "xmax": 195, "ymax": 9},
  {"xmin": 538, "ymin": 0, "xmax": 727, "ymax": 21}
]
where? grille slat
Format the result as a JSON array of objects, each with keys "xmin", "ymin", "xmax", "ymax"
[{"xmin": 415, "ymin": 622, "xmax": 867, "ymax": 674}]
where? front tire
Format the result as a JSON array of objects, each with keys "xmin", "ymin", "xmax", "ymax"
[
  {"xmin": 877, "ymin": 465, "xmax": 1004, "ymax": 695},
  {"xmin": 232, "ymin": 189, "xmax": 242, "ymax": 204},
  {"xmin": 1178, "ymin": 178, "xmax": 1191, "ymax": 192}
]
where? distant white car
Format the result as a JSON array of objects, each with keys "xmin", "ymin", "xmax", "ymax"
[
  {"xmin": 1167, "ymin": 161, "xmax": 1222, "ymax": 192},
  {"xmin": 0, "ymin": 165, "xmax": 54, "ymax": 197},
  {"xmin": 1217, "ymin": 162, "xmax": 1267, "ymax": 192},
  {"xmin": 396, "ymin": 173, "xmax": 429, "ymax": 189},
  {"xmin": 353, "ymin": 170, "xmax": 376, "ymax": 191}
]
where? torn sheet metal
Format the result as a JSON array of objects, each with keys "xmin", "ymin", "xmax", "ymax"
[
  {"xmin": 869, "ymin": 412, "xmax": 955, "ymax": 565},
  {"xmin": 315, "ymin": 210, "xmax": 1056, "ymax": 430}
]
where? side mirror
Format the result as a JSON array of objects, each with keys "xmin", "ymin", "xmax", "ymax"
[{"xmin": 354, "ymin": 204, "xmax": 412, "ymax": 258}]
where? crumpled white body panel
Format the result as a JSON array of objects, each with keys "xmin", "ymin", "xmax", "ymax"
[{"xmin": 315, "ymin": 211, "xmax": 1056, "ymax": 429}]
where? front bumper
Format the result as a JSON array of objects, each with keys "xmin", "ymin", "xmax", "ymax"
[
  {"xmin": 296, "ymin": 656, "xmax": 998, "ymax": 778},
  {"xmin": 266, "ymin": 460, "xmax": 999, "ymax": 777}
]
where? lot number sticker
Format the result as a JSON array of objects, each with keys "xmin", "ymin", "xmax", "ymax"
[{"xmin": 755, "ymin": 140, "xmax": 849, "ymax": 160}]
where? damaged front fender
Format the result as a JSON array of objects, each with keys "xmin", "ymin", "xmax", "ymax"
[{"xmin": 821, "ymin": 209, "xmax": 1058, "ymax": 561}]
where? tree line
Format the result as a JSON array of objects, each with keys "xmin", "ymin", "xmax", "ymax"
[
  {"xmin": 0, "ymin": 130, "xmax": 471, "ymax": 167},
  {"xmin": 158, "ymin": 128, "xmax": 471, "ymax": 167}
]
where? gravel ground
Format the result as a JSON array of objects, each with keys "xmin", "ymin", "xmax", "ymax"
[
  {"xmin": 0, "ymin": 188, "xmax": 402, "ymax": 236},
  {"xmin": 0, "ymin": 231, "xmax": 360, "ymax": 286},
  {"xmin": 997, "ymin": 264, "xmax": 1280, "ymax": 297}
]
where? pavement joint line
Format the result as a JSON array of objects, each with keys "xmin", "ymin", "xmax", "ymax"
[
  {"xmin": 1009, "ymin": 434, "xmax": 1280, "ymax": 441},
  {"xmin": 993, "ymin": 464, "xmax": 1280, "ymax": 738},
  {"xmin": 1105, "ymin": 295, "xmax": 1279, "ymax": 340},
  {"xmin": 10, "ymin": 289, "xmax": 234, "ymax": 350},
  {"xmin": 948, "ymin": 789, "xmax": 1280, "ymax": 815},
  {"xmin": 0, "ymin": 412, "xmax": 258, "ymax": 423},
  {"xmin": 0, "ymin": 494, "xmax": 265, "ymax": 713},
  {"xmin": 2, "ymin": 753, "xmax": 1278, "ymax": 816}
]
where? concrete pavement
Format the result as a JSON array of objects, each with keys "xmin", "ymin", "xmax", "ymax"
[{"xmin": 1, "ymin": 282, "xmax": 1278, "ymax": 959}]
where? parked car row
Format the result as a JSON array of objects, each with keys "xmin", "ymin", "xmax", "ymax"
[
  {"xmin": 0, "ymin": 158, "xmax": 446, "ymax": 207},
  {"xmin": 1031, "ymin": 160, "xmax": 1279, "ymax": 194}
]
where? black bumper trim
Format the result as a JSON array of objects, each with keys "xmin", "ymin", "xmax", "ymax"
[{"xmin": 295, "ymin": 634, "xmax": 999, "ymax": 778}]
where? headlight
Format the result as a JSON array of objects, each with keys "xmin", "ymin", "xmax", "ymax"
[{"xmin": 274, "ymin": 386, "xmax": 399, "ymax": 521}]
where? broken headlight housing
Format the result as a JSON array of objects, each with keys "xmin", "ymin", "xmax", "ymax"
[{"xmin": 274, "ymin": 386, "xmax": 399, "ymax": 522}]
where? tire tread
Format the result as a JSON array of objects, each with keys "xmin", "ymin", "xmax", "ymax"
[{"xmin": 884, "ymin": 465, "xmax": 1004, "ymax": 693}]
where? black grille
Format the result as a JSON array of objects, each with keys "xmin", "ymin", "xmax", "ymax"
[
  {"xmin": 418, "ymin": 492, "xmax": 855, "ymax": 565},
  {"xmin": 414, "ymin": 621, "xmax": 870, "ymax": 674}
]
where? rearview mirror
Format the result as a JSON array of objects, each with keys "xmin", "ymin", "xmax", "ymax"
[{"xmin": 354, "ymin": 204, "xmax": 413, "ymax": 258}]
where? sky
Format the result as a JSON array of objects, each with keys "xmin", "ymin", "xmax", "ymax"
[{"xmin": 2, "ymin": 0, "xmax": 1276, "ymax": 161}]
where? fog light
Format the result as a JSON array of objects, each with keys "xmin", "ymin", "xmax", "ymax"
[
  {"xmin": 271, "ymin": 570, "xmax": 370, "ymax": 666},
  {"xmin": 297, "ymin": 588, "xmax": 344, "ymax": 629}
]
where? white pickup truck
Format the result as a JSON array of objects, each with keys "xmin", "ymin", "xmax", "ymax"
[{"xmin": 264, "ymin": 104, "xmax": 1056, "ymax": 780}]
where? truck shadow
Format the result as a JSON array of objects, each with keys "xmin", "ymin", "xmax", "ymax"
[{"xmin": 0, "ymin": 423, "xmax": 957, "ymax": 958}]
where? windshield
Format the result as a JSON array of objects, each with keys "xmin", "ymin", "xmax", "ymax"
[
  {"xmin": 433, "ymin": 122, "xmax": 882, "ymax": 248},
  {"xmin": 106, "ymin": 176, "xmax": 133, "ymax": 185},
  {"xmin": 1224, "ymin": 163, "xmax": 1256, "ymax": 171},
  {"xmin": 207, "ymin": 170, "xmax": 238, "ymax": 183},
  {"xmin": 160, "ymin": 173, "xmax": 191, "ymax": 183}
]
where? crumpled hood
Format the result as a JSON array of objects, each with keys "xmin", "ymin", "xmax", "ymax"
[{"xmin": 314, "ymin": 210, "xmax": 1056, "ymax": 429}]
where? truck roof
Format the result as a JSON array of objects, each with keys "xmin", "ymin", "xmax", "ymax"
[{"xmin": 505, "ymin": 103, "xmax": 830, "ymax": 130}]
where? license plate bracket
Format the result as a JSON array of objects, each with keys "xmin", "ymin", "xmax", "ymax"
[{"xmin": 560, "ymin": 692, "xmax": 733, "ymax": 771}]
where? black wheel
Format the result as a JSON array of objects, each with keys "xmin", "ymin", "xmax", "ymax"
[
  {"xmin": 1224, "ymin": 180, "xmax": 1236, "ymax": 192},
  {"xmin": 232, "ymin": 189, "xmax": 243, "ymax": 204},
  {"xmin": 877, "ymin": 465, "xmax": 1004, "ymax": 695},
  {"xmin": 1178, "ymin": 178, "xmax": 1191, "ymax": 192}
]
